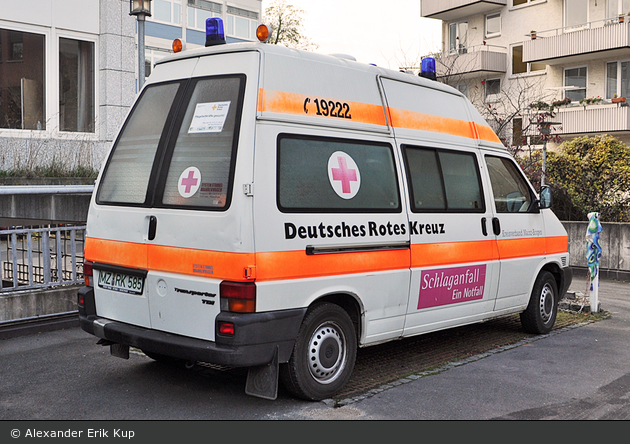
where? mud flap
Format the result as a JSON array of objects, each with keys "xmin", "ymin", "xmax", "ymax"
[
  {"xmin": 245, "ymin": 346, "xmax": 279, "ymax": 400},
  {"xmin": 110, "ymin": 343, "xmax": 130, "ymax": 359}
]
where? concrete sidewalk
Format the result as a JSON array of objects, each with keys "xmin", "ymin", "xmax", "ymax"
[{"xmin": 293, "ymin": 275, "xmax": 630, "ymax": 420}]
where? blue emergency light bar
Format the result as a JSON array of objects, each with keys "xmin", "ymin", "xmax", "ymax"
[
  {"xmin": 420, "ymin": 57, "xmax": 437, "ymax": 81},
  {"xmin": 206, "ymin": 17, "xmax": 226, "ymax": 47}
]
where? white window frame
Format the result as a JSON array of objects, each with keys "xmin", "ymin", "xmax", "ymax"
[
  {"xmin": 57, "ymin": 31, "xmax": 98, "ymax": 135},
  {"xmin": 485, "ymin": 12, "xmax": 501, "ymax": 38},
  {"xmin": 564, "ymin": 65, "xmax": 588, "ymax": 102},
  {"xmin": 607, "ymin": 0, "xmax": 630, "ymax": 18},
  {"xmin": 564, "ymin": 0, "xmax": 589, "ymax": 31},
  {"xmin": 0, "ymin": 20, "xmax": 100, "ymax": 140},
  {"xmin": 150, "ymin": 0, "xmax": 182, "ymax": 26},
  {"xmin": 485, "ymin": 78, "xmax": 501, "ymax": 103},
  {"xmin": 511, "ymin": 0, "xmax": 546, "ymax": 9},
  {"xmin": 510, "ymin": 44, "xmax": 546, "ymax": 77},
  {"xmin": 226, "ymin": 7, "xmax": 259, "ymax": 41},
  {"xmin": 448, "ymin": 21, "xmax": 469, "ymax": 54},
  {"xmin": 187, "ymin": 1, "xmax": 222, "ymax": 31},
  {"xmin": 606, "ymin": 60, "xmax": 630, "ymax": 99}
]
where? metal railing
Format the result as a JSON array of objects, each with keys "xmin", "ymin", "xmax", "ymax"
[{"xmin": 1, "ymin": 225, "xmax": 86, "ymax": 292}]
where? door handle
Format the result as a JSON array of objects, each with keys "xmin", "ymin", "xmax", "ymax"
[
  {"xmin": 492, "ymin": 217, "xmax": 501, "ymax": 236},
  {"xmin": 481, "ymin": 217, "xmax": 488, "ymax": 236},
  {"xmin": 148, "ymin": 216, "xmax": 157, "ymax": 241}
]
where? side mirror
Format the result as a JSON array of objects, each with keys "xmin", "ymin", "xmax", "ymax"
[{"xmin": 539, "ymin": 185, "xmax": 552, "ymax": 209}]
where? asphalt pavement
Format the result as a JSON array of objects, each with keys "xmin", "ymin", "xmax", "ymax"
[{"xmin": 290, "ymin": 274, "xmax": 630, "ymax": 420}]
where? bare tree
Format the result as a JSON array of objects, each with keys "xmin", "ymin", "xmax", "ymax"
[{"xmin": 263, "ymin": 0, "xmax": 318, "ymax": 50}]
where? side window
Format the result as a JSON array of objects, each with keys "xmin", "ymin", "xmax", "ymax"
[
  {"xmin": 485, "ymin": 155, "xmax": 534, "ymax": 213},
  {"xmin": 97, "ymin": 82, "xmax": 182, "ymax": 204},
  {"xmin": 277, "ymin": 135, "xmax": 400, "ymax": 212},
  {"xmin": 403, "ymin": 146, "xmax": 484, "ymax": 213}
]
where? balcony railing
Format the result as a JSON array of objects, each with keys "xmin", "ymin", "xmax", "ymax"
[
  {"xmin": 524, "ymin": 17, "xmax": 630, "ymax": 65},
  {"xmin": 430, "ymin": 44, "xmax": 507, "ymax": 80},
  {"xmin": 421, "ymin": 0, "xmax": 507, "ymax": 21},
  {"xmin": 1, "ymin": 225, "xmax": 86, "ymax": 292},
  {"xmin": 528, "ymin": 102, "xmax": 630, "ymax": 136}
]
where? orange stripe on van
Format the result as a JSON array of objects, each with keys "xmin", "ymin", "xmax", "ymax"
[
  {"xmin": 410, "ymin": 239, "xmax": 499, "ymax": 268},
  {"xmin": 257, "ymin": 88, "xmax": 502, "ymax": 144},
  {"xmin": 258, "ymin": 88, "xmax": 388, "ymax": 127},
  {"xmin": 86, "ymin": 236, "xmax": 567, "ymax": 283},
  {"xmin": 85, "ymin": 237, "xmax": 148, "ymax": 270},
  {"xmin": 255, "ymin": 248, "xmax": 410, "ymax": 282}
]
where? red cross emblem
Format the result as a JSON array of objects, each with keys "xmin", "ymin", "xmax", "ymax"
[
  {"xmin": 328, "ymin": 152, "xmax": 360, "ymax": 199},
  {"xmin": 178, "ymin": 167, "xmax": 201, "ymax": 198}
]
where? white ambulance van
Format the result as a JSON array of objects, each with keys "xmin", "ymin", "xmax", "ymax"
[{"xmin": 78, "ymin": 19, "xmax": 572, "ymax": 401}]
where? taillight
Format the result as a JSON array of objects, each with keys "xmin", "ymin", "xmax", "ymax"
[
  {"xmin": 84, "ymin": 260, "xmax": 93, "ymax": 287},
  {"xmin": 220, "ymin": 281, "xmax": 256, "ymax": 313}
]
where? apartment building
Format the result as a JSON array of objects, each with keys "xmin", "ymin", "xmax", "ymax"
[
  {"xmin": 0, "ymin": 0, "xmax": 261, "ymax": 173},
  {"xmin": 421, "ymin": 0, "xmax": 630, "ymax": 148},
  {"xmin": 144, "ymin": 0, "xmax": 262, "ymax": 77}
]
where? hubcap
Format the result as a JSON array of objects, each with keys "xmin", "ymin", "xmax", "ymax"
[
  {"xmin": 539, "ymin": 283, "xmax": 555, "ymax": 323},
  {"xmin": 307, "ymin": 322, "xmax": 346, "ymax": 384}
]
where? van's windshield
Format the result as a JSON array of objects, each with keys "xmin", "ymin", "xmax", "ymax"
[{"xmin": 97, "ymin": 75, "xmax": 244, "ymax": 210}]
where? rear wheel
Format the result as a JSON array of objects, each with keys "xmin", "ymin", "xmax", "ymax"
[
  {"xmin": 280, "ymin": 303, "xmax": 357, "ymax": 401},
  {"xmin": 520, "ymin": 271, "xmax": 558, "ymax": 334}
]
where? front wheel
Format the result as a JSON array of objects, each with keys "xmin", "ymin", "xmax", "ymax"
[
  {"xmin": 280, "ymin": 303, "xmax": 357, "ymax": 401},
  {"xmin": 520, "ymin": 271, "xmax": 558, "ymax": 334}
]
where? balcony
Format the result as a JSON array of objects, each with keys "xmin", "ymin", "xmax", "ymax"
[
  {"xmin": 533, "ymin": 103, "xmax": 630, "ymax": 136},
  {"xmin": 524, "ymin": 18, "xmax": 630, "ymax": 65},
  {"xmin": 433, "ymin": 44, "xmax": 507, "ymax": 80},
  {"xmin": 421, "ymin": 0, "xmax": 506, "ymax": 22}
]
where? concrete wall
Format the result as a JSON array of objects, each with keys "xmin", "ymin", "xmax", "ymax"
[
  {"xmin": 563, "ymin": 221, "xmax": 630, "ymax": 279},
  {"xmin": 0, "ymin": 285, "xmax": 80, "ymax": 322}
]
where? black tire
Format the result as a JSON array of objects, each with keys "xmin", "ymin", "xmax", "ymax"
[
  {"xmin": 280, "ymin": 303, "xmax": 357, "ymax": 401},
  {"xmin": 520, "ymin": 271, "xmax": 558, "ymax": 334}
]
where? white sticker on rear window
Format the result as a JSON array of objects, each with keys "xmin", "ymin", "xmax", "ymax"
[{"xmin": 188, "ymin": 101, "xmax": 231, "ymax": 133}]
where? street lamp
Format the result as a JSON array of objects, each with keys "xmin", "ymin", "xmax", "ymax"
[
  {"xmin": 538, "ymin": 120, "xmax": 560, "ymax": 187},
  {"xmin": 130, "ymin": 0, "xmax": 152, "ymax": 90}
]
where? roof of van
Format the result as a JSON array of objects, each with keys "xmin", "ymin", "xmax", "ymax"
[
  {"xmin": 155, "ymin": 42, "xmax": 459, "ymax": 94},
  {"xmin": 153, "ymin": 42, "xmax": 506, "ymax": 150}
]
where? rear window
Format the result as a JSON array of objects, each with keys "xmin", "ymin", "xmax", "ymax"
[
  {"xmin": 96, "ymin": 75, "xmax": 245, "ymax": 210},
  {"xmin": 278, "ymin": 135, "xmax": 400, "ymax": 213},
  {"xmin": 97, "ymin": 82, "xmax": 182, "ymax": 204}
]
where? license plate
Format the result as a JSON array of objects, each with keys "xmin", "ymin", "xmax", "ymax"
[{"xmin": 97, "ymin": 270, "xmax": 144, "ymax": 295}]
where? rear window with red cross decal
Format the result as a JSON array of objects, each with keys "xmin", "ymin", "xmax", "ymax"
[{"xmin": 97, "ymin": 75, "xmax": 245, "ymax": 210}]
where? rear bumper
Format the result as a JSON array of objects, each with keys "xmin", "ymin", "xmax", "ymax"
[{"xmin": 78, "ymin": 286, "xmax": 305, "ymax": 367}]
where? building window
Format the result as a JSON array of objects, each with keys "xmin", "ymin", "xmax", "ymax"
[
  {"xmin": 606, "ymin": 61, "xmax": 630, "ymax": 99},
  {"xmin": 59, "ymin": 38, "xmax": 94, "ymax": 133},
  {"xmin": 0, "ymin": 28, "xmax": 45, "ymax": 130},
  {"xmin": 485, "ymin": 78, "xmax": 501, "ymax": 101},
  {"xmin": 565, "ymin": 0, "xmax": 588, "ymax": 29},
  {"xmin": 152, "ymin": 0, "xmax": 181, "ymax": 25},
  {"xmin": 226, "ymin": 6, "xmax": 259, "ymax": 40},
  {"xmin": 449, "ymin": 21, "xmax": 468, "ymax": 54},
  {"xmin": 564, "ymin": 66, "xmax": 587, "ymax": 101},
  {"xmin": 485, "ymin": 12, "xmax": 501, "ymax": 38},
  {"xmin": 188, "ymin": 0, "xmax": 222, "ymax": 31},
  {"xmin": 607, "ymin": 0, "xmax": 630, "ymax": 18},
  {"xmin": 513, "ymin": 0, "xmax": 542, "ymax": 6},
  {"xmin": 511, "ymin": 45, "xmax": 546, "ymax": 75}
]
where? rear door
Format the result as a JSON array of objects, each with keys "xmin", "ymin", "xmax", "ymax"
[{"xmin": 86, "ymin": 51, "xmax": 259, "ymax": 340}]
